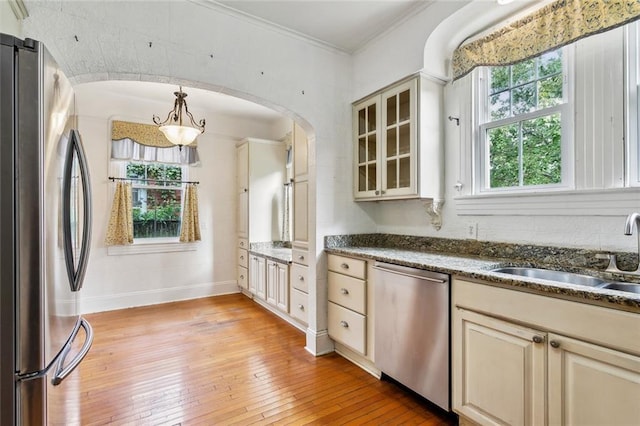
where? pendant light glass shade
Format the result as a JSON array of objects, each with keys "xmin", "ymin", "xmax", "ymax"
[{"xmin": 153, "ymin": 86, "xmax": 205, "ymax": 149}]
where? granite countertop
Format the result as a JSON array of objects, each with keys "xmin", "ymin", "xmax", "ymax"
[
  {"xmin": 249, "ymin": 247, "xmax": 292, "ymax": 264},
  {"xmin": 325, "ymin": 243, "xmax": 640, "ymax": 313}
]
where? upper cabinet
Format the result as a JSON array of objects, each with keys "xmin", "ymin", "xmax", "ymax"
[
  {"xmin": 353, "ymin": 74, "xmax": 444, "ymax": 201},
  {"xmin": 292, "ymin": 123, "xmax": 309, "ymax": 249}
]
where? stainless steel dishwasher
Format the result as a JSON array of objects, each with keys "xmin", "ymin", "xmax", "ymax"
[{"xmin": 373, "ymin": 262, "xmax": 450, "ymax": 411}]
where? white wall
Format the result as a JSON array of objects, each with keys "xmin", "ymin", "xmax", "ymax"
[
  {"xmin": 74, "ymin": 83, "xmax": 283, "ymax": 313},
  {"xmin": 0, "ymin": 1, "xmax": 22, "ymax": 37}
]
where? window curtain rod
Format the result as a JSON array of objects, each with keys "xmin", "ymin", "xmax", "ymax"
[{"xmin": 108, "ymin": 176, "xmax": 200, "ymax": 185}]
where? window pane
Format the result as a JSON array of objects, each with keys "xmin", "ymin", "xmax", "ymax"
[
  {"xmin": 522, "ymin": 113, "xmax": 562, "ymax": 186},
  {"xmin": 367, "ymin": 104, "xmax": 376, "ymax": 132},
  {"xmin": 488, "ymin": 124, "xmax": 520, "ymax": 188},
  {"xmin": 387, "ymin": 95, "xmax": 397, "ymax": 126},
  {"xmin": 368, "ymin": 134, "xmax": 377, "ymax": 162},
  {"xmin": 512, "ymin": 58, "xmax": 536, "ymax": 86},
  {"xmin": 489, "ymin": 91, "xmax": 510, "ymax": 121},
  {"xmin": 358, "ymin": 108, "xmax": 366, "ymax": 135},
  {"xmin": 358, "ymin": 137, "xmax": 366, "ymax": 163},
  {"xmin": 386, "ymin": 128, "xmax": 397, "ymax": 157},
  {"xmin": 398, "ymin": 123, "xmax": 410, "ymax": 155},
  {"xmin": 512, "ymin": 82, "xmax": 536, "ymax": 115},
  {"xmin": 132, "ymin": 188, "xmax": 182, "ymax": 238},
  {"xmin": 399, "ymin": 157, "xmax": 410, "ymax": 188},
  {"xmin": 399, "ymin": 90, "xmax": 410, "ymax": 122},
  {"xmin": 367, "ymin": 164, "xmax": 376, "ymax": 190},
  {"xmin": 490, "ymin": 66, "xmax": 510, "ymax": 94},
  {"xmin": 538, "ymin": 49, "xmax": 562, "ymax": 77},
  {"xmin": 358, "ymin": 165, "xmax": 366, "ymax": 191},
  {"xmin": 538, "ymin": 74, "xmax": 563, "ymax": 108},
  {"xmin": 387, "ymin": 159, "xmax": 397, "ymax": 189}
]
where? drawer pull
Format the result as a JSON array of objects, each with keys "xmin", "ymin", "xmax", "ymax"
[
  {"xmin": 239, "ymin": 275, "xmax": 244, "ymax": 280},
  {"xmin": 550, "ymin": 340, "xmax": 561, "ymax": 348},
  {"xmin": 340, "ymin": 263, "xmax": 349, "ymax": 270},
  {"xmin": 298, "ymin": 255, "xmax": 305, "ymax": 261},
  {"xmin": 298, "ymin": 304, "xmax": 305, "ymax": 311},
  {"xmin": 340, "ymin": 288, "xmax": 349, "ymax": 295},
  {"xmin": 532, "ymin": 335, "xmax": 544, "ymax": 344},
  {"xmin": 340, "ymin": 321, "xmax": 349, "ymax": 328},
  {"xmin": 240, "ymin": 255, "xmax": 244, "ymax": 260},
  {"xmin": 240, "ymin": 242, "xmax": 245, "ymax": 247},
  {"xmin": 298, "ymin": 275, "xmax": 305, "ymax": 281}
]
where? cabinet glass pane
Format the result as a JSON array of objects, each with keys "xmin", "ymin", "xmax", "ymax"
[
  {"xmin": 367, "ymin": 104, "xmax": 376, "ymax": 132},
  {"xmin": 358, "ymin": 137, "xmax": 366, "ymax": 163},
  {"xmin": 399, "ymin": 123, "xmax": 410, "ymax": 155},
  {"xmin": 367, "ymin": 164, "xmax": 376, "ymax": 190},
  {"xmin": 387, "ymin": 95, "xmax": 397, "ymax": 126},
  {"xmin": 387, "ymin": 159, "xmax": 397, "ymax": 189},
  {"xmin": 386, "ymin": 128, "xmax": 397, "ymax": 157},
  {"xmin": 399, "ymin": 90, "xmax": 410, "ymax": 122},
  {"xmin": 368, "ymin": 134, "xmax": 377, "ymax": 161},
  {"xmin": 399, "ymin": 157, "xmax": 410, "ymax": 188},
  {"xmin": 358, "ymin": 165, "xmax": 366, "ymax": 191},
  {"xmin": 358, "ymin": 108, "xmax": 366, "ymax": 135}
]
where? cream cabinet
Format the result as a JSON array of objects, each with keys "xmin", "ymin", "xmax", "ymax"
[
  {"xmin": 327, "ymin": 254, "xmax": 367, "ymax": 355},
  {"xmin": 266, "ymin": 260, "xmax": 289, "ymax": 313},
  {"xmin": 353, "ymin": 74, "xmax": 444, "ymax": 201},
  {"xmin": 452, "ymin": 278, "xmax": 640, "ymax": 426},
  {"xmin": 289, "ymin": 262, "xmax": 308, "ymax": 326},
  {"xmin": 249, "ymin": 254, "xmax": 266, "ymax": 300}
]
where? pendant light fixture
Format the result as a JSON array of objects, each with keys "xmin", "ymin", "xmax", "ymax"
[{"xmin": 153, "ymin": 86, "xmax": 205, "ymax": 149}]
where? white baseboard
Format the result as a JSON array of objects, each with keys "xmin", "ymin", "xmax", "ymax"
[
  {"xmin": 79, "ymin": 280, "xmax": 241, "ymax": 314},
  {"xmin": 334, "ymin": 342, "xmax": 381, "ymax": 379},
  {"xmin": 305, "ymin": 329, "xmax": 334, "ymax": 356},
  {"xmin": 250, "ymin": 297, "xmax": 308, "ymax": 334}
]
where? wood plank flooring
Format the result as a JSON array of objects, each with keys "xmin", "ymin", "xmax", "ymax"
[{"xmin": 72, "ymin": 294, "xmax": 456, "ymax": 425}]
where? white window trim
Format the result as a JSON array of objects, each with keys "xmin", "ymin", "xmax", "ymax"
[
  {"xmin": 474, "ymin": 46, "xmax": 575, "ymax": 194},
  {"xmin": 106, "ymin": 160, "xmax": 197, "ymax": 255}
]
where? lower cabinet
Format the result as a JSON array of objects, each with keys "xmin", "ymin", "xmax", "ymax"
[
  {"xmin": 453, "ymin": 278, "xmax": 640, "ymax": 426},
  {"xmin": 266, "ymin": 259, "xmax": 289, "ymax": 313},
  {"xmin": 249, "ymin": 254, "xmax": 266, "ymax": 299}
]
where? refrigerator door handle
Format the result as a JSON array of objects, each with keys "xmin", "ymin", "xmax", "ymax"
[
  {"xmin": 62, "ymin": 129, "xmax": 92, "ymax": 292},
  {"xmin": 51, "ymin": 318, "xmax": 93, "ymax": 386}
]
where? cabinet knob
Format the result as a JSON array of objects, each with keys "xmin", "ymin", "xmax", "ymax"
[
  {"xmin": 243, "ymin": 188, "xmax": 248, "ymax": 192},
  {"xmin": 375, "ymin": 190, "xmax": 380, "ymax": 195},
  {"xmin": 340, "ymin": 321, "xmax": 349, "ymax": 328},
  {"xmin": 240, "ymin": 255, "xmax": 244, "ymax": 260},
  {"xmin": 240, "ymin": 275, "xmax": 244, "ymax": 280},
  {"xmin": 532, "ymin": 335, "xmax": 544, "ymax": 344},
  {"xmin": 381, "ymin": 190, "xmax": 386, "ymax": 195},
  {"xmin": 240, "ymin": 242, "xmax": 245, "ymax": 247},
  {"xmin": 298, "ymin": 255, "xmax": 305, "ymax": 261},
  {"xmin": 298, "ymin": 304, "xmax": 304, "ymax": 311},
  {"xmin": 550, "ymin": 340, "xmax": 561, "ymax": 348},
  {"xmin": 340, "ymin": 288, "xmax": 349, "ymax": 295},
  {"xmin": 340, "ymin": 263, "xmax": 349, "ymax": 269},
  {"xmin": 298, "ymin": 275, "xmax": 304, "ymax": 281}
]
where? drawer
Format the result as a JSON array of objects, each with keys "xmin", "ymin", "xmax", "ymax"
[
  {"xmin": 238, "ymin": 248, "xmax": 248, "ymax": 268},
  {"xmin": 237, "ymin": 266, "xmax": 248, "ymax": 289},
  {"xmin": 238, "ymin": 238, "xmax": 248, "ymax": 249},
  {"xmin": 328, "ymin": 302, "xmax": 366, "ymax": 355},
  {"xmin": 328, "ymin": 271, "xmax": 366, "ymax": 315},
  {"xmin": 290, "ymin": 288, "xmax": 308, "ymax": 325},
  {"xmin": 328, "ymin": 254, "xmax": 365, "ymax": 279},
  {"xmin": 292, "ymin": 248, "xmax": 308, "ymax": 266},
  {"xmin": 290, "ymin": 263, "xmax": 308, "ymax": 292}
]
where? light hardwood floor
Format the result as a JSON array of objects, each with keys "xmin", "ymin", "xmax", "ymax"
[{"xmin": 73, "ymin": 294, "xmax": 456, "ymax": 425}]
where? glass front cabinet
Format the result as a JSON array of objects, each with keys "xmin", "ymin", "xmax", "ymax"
[{"xmin": 353, "ymin": 75, "xmax": 444, "ymax": 201}]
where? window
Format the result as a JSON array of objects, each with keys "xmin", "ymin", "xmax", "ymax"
[
  {"xmin": 628, "ymin": 22, "xmax": 640, "ymax": 186},
  {"xmin": 126, "ymin": 162, "xmax": 184, "ymax": 239},
  {"xmin": 477, "ymin": 47, "xmax": 571, "ymax": 193}
]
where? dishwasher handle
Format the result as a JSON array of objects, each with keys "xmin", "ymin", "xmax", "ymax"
[{"xmin": 373, "ymin": 262, "xmax": 448, "ymax": 284}]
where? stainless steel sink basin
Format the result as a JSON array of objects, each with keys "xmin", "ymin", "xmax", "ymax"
[
  {"xmin": 598, "ymin": 282, "xmax": 640, "ymax": 294},
  {"xmin": 491, "ymin": 267, "xmax": 608, "ymax": 287}
]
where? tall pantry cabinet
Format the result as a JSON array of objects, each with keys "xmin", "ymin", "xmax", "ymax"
[
  {"xmin": 236, "ymin": 138, "xmax": 286, "ymax": 294},
  {"xmin": 290, "ymin": 123, "xmax": 310, "ymax": 326}
]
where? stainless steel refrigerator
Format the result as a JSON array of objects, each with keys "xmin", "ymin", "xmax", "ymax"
[{"xmin": 0, "ymin": 34, "xmax": 93, "ymax": 425}]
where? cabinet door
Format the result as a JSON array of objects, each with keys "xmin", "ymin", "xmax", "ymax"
[
  {"xmin": 255, "ymin": 256, "xmax": 266, "ymax": 300},
  {"xmin": 237, "ymin": 143, "xmax": 249, "ymax": 193},
  {"xmin": 237, "ymin": 191, "xmax": 248, "ymax": 238},
  {"xmin": 276, "ymin": 263, "xmax": 289, "ymax": 313},
  {"xmin": 248, "ymin": 255, "xmax": 258, "ymax": 295},
  {"xmin": 293, "ymin": 122, "xmax": 308, "ymax": 180},
  {"xmin": 293, "ymin": 180, "xmax": 308, "ymax": 244},
  {"xmin": 453, "ymin": 309, "xmax": 546, "ymax": 426},
  {"xmin": 266, "ymin": 260, "xmax": 277, "ymax": 306},
  {"xmin": 380, "ymin": 79, "xmax": 417, "ymax": 198},
  {"xmin": 548, "ymin": 333, "xmax": 640, "ymax": 425},
  {"xmin": 353, "ymin": 96, "xmax": 381, "ymax": 199}
]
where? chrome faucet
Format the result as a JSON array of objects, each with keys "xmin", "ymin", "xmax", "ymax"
[{"xmin": 624, "ymin": 212, "xmax": 640, "ymax": 274}]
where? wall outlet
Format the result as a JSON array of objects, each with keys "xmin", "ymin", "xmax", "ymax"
[{"xmin": 467, "ymin": 223, "xmax": 478, "ymax": 239}]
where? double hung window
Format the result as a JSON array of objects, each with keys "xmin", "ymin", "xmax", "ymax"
[{"xmin": 477, "ymin": 47, "xmax": 571, "ymax": 193}]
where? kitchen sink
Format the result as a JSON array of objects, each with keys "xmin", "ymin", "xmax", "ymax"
[
  {"xmin": 491, "ymin": 267, "xmax": 608, "ymax": 287},
  {"xmin": 491, "ymin": 267, "xmax": 640, "ymax": 295},
  {"xmin": 598, "ymin": 282, "xmax": 640, "ymax": 294}
]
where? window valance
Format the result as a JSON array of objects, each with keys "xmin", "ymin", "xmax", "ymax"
[
  {"xmin": 452, "ymin": 0, "xmax": 640, "ymax": 81},
  {"xmin": 111, "ymin": 120, "xmax": 199, "ymax": 165}
]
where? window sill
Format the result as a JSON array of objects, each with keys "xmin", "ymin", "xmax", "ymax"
[
  {"xmin": 454, "ymin": 187, "xmax": 640, "ymax": 216},
  {"xmin": 107, "ymin": 239, "xmax": 199, "ymax": 255}
]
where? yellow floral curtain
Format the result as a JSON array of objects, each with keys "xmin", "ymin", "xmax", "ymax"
[
  {"xmin": 452, "ymin": 0, "xmax": 640, "ymax": 81},
  {"xmin": 104, "ymin": 182, "xmax": 133, "ymax": 246},
  {"xmin": 180, "ymin": 184, "xmax": 201, "ymax": 242}
]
